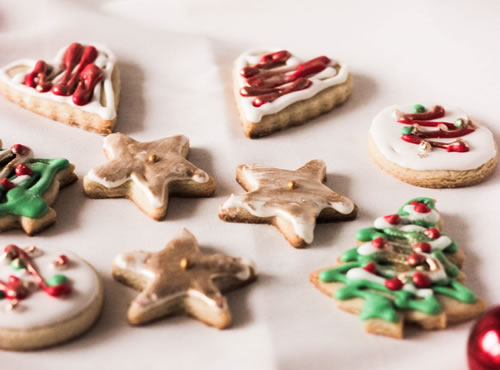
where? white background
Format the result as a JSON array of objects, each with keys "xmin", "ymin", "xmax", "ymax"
[{"xmin": 1, "ymin": 1, "xmax": 499, "ymax": 369}]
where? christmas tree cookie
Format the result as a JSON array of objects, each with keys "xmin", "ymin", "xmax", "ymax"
[
  {"xmin": 310, "ymin": 198, "xmax": 486, "ymax": 339},
  {"xmin": 0, "ymin": 244, "xmax": 103, "ymax": 350},
  {"xmin": 234, "ymin": 49, "xmax": 352, "ymax": 138},
  {"xmin": 0, "ymin": 42, "xmax": 120, "ymax": 135},
  {"xmin": 113, "ymin": 228, "xmax": 256, "ymax": 328},
  {"xmin": 369, "ymin": 104, "xmax": 498, "ymax": 188},
  {"xmin": 0, "ymin": 140, "xmax": 77, "ymax": 235}
]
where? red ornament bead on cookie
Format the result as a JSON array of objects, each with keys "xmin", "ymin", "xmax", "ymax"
[
  {"xmin": 410, "ymin": 201, "xmax": 431, "ymax": 214},
  {"xmin": 10, "ymin": 144, "xmax": 30, "ymax": 156},
  {"xmin": 15, "ymin": 163, "xmax": 33, "ymax": 177},
  {"xmin": 0, "ymin": 178, "xmax": 15, "ymax": 191},
  {"xmin": 414, "ymin": 242, "xmax": 432, "ymax": 253},
  {"xmin": 363, "ymin": 262, "xmax": 378, "ymax": 274},
  {"xmin": 424, "ymin": 228, "xmax": 441, "ymax": 240},
  {"xmin": 468, "ymin": 306, "xmax": 500, "ymax": 370},
  {"xmin": 412, "ymin": 272, "xmax": 431, "ymax": 288},
  {"xmin": 384, "ymin": 214, "xmax": 401, "ymax": 225},
  {"xmin": 407, "ymin": 253, "xmax": 426, "ymax": 267},
  {"xmin": 371, "ymin": 237, "xmax": 386, "ymax": 249},
  {"xmin": 385, "ymin": 278, "xmax": 404, "ymax": 291}
]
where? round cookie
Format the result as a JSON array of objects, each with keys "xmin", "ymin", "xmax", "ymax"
[
  {"xmin": 369, "ymin": 104, "xmax": 498, "ymax": 188},
  {"xmin": 0, "ymin": 245, "xmax": 103, "ymax": 351}
]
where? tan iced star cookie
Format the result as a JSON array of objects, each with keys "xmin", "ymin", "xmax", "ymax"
[
  {"xmin": 83, "ymin": 133, "xmax": 216, "ymax": 220},
  {"xmin": 219, "ymin": 160, "xmax": 357, "ymax": 248},
  {"xmin": 112, "ymin": 228, "xmax": 256, "ymax": 328}
]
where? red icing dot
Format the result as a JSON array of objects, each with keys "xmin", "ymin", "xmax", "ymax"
[
  {"xmin": 410, "ymin": 201, "xmax": 431, "ymax": 214},
  {"xmin": 371, "ymin": 237, "xmax": 386, "ymax": 249},
  {"xmin": 407, "ymin": 253, "xmax": 426, "ymax": 267},
  {"xmin": 44, "ymin": 284, "xmax": 72, "ymax": 297},
  {"xmin": 8, "ymin": 275, "xmax": 20, "ymax": 285},
  {"xmin": 0, "ymin": 178, "xmax": 15, "ymax": 191},
  {"xmin": 447, "ymin": 141, "xmax": 469, "ymax": 152},
  {"xmin": 414, "ymin": 242, "xmax": 432, "ymax": 253},
  {"xmin": 363, "ymin": 262, "xmax": 378, "ymax": 274},
  {"xmin": 424, "ymin": 228, "xmax": 441, "ymax": 240},
  {"xmin": 385, "ymin": 278, "xmax": 404, "ymax": 291},
  {"xmin": 384, "ymin": 214, "xmax": 401, "ymax": 225},
  {"xmin": 10, "ymin": 144, "xmax": 31, "ymax": 156},
  {"xmin": 15, "ymin": 163, "xmax": 33, "ymax": 177},
  {"xmin": 413, "ymin": 272, "xmax": 432, "ymax": 288}
]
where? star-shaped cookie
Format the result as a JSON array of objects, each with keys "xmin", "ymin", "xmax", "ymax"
[
  {"xmin": 112, "ymin": 228, "xmax": 256, "ymax": 328},
  {"xmin": 83, "ymin": 133, "xmax": 216, "ymax": 220},
  {"xmin": 219, "ymin": 160, "xmax": 357, "ymax": 248}
]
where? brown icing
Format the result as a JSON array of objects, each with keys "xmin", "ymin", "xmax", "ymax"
[
  {"xmin": 113, "ymin": 228, "xmax": 255, "ymax": 325},
  {"xmin": 220, "ymin": 160, "xmax": 356, "ymax": 244},
  {"xmin": 87, "ymin": 133, "xmax": 211, "ymax": 207}
]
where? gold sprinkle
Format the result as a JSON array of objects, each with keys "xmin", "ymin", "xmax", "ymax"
[
  {"xmin": 148, "ymin": 154, "xmax": 159, "ymax": 163},
  {"xmin": 288, "ymin": 180, "xmax": 296, "ymax": 190},
  {"xmin": 179, "ymin": 258, "xmax": 190, "ymax": 270}
]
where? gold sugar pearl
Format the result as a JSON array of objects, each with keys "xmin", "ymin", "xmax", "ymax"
[
  {"xmin": 148, "ymin": 154, "xmax": 159, "ymax": 163},
  {"xmin": 179, "ymin": 258, "xmax": 190, "ymax": 270},
  {"xmin": 288, "ymin": 180, "xmax": 296, "ymax": 190}
]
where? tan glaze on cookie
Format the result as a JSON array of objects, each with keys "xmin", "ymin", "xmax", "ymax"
[
  {"xmin": 113, "ymin": 228, "xmax": 256, "ymax": 328},
  {"xmin": 85, "ymin": 133, "xmax": 215, "ymax": 217},
  {"xmin": 219, "ymin": 160, "xmax": 357, "ymax": 247}
]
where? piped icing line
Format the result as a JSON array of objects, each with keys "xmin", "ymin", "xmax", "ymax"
[
  {"xmin": 0, "ymin": 42, "xmax": 117, "ymax": 120},
  {"xmin": 317, "ymin": 197, "xmax": 477, "ymax": 324},
  {"xmin": 0, "ymin": 245, "xmax": 100, "ymax": 329},
  {"xmin": 370, "ymin": 104, "xmax": 497, "ymax": 171},
  {"xmin": 0, "ymin": 142, "xmax": 71, "ymax": 219},
  {"xmin": 220, "ymin": 161, "xmax": 355, "ymax": 244},
  {"xmin": 235, "ymin": 49, "xmax": 349, "ymax": 123}
]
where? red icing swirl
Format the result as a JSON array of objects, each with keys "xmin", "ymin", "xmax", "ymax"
[
  {"xmin": 397, "ymin": 105, "xmax": 475, "ymax": 153},
  {"xmin": 239, "ymin": 50, "xmax": 333, "ymax": 107},
  {"xmin": 23, "ymin": 42, "xmax": 103, "ymax": 106}
]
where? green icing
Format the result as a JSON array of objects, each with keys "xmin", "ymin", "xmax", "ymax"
[
  {"xmin": 317, "ymin": 197, "xmax": 477, "ymax": 323},
  {"xmin": 0, "ymin": 157, "xmax": 69, "ymax": 219},
  {"xmin": 413, "ymin": 104, "xmax": 427, "ymax": 113},
  {"xmin": 10, "ymin": 259, "xmax": 25, "ymax": 270},
  {"xmin": 46, "ymin": 274, "xmax": 70, "ymax": 286}
]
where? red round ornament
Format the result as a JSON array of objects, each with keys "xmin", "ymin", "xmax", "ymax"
[
  {"xmin": 424, "ymin": 228, "xmax": 441, "ymax": 240},
  {"xmin": 410, "ymin": 201, "xmax": 431, "ymax": 214},
  {"xmin": 10, "ymin": 144, "xmax": 30, "ymax": 156},
  {"xmin": 414, "ymin": 242, "xmax": 432, "ymax": 253},
  {"xmin": 371, "ymin": 237, "xmax": 386, "ymax": 249},
  {"xmin": 363, "ymin": 262, "xmax": 378, "ymax": 275},
  {"xmin": 468, "ymin": 306, "xmax": 500, "ymax": 370},
  {"xmin": 412, "ymin": 272, "xmax": 431, "ymax": 288},
  {"xmin": 384, "ymin": 214, "xmax": 401, "ymax": 225},
  {"xmin": 385, "ymin": 278, "xmax": 403, "ymax": 291},
  {"xmin": 15, "ymin": 163, "xmax": 33, "ymax": 177},
  {"xmin": 407, "ymin": 253, "xmax": 426, "ymax": 267}
]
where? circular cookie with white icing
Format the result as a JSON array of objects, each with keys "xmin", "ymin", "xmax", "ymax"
[
  {"xmin": 0, "ymin": 245, "xmax": 103, "ymax": 351},
  {"xmin": 369, "ymin": 104, "xmax": 498, "ymax": 188}
]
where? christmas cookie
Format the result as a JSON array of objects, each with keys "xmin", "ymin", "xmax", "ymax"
[
  {"xmin": 310, "ymin": 198, "xmax": 486, "ymax": 339},
  {"xmin": 83, "ymin": 133, "xmax": 216, "ymax": 220},
  {"xmin": 0, "ymin": 140, "xmax": 77, "ymax": 235},
  {"xmin": 219, "ymin": 160, "xmax": 357, "ymax": 248},
  {"xmin": 0, "ymin": 42, "xmax": 120, "ymax": 135},
  {"xmin": 369, "ymin": 104, "xmax": 498, "ymax": 188},
  {"xmin": 234, "ymin": 49, "xmax": 352, "ymax": 138},
  {"xmin": 112, "ymin": 228, "xmax": 256, "ymax": 328},
  {"xmin": 0, "ymin": 244, "xmax": 103, "ymax": 350}
]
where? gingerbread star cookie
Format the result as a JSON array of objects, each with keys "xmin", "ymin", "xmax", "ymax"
[
  {"xmin": 310, "ymin": 198, "xmax": 486, "ymax": 339},
  {"xmin": 0, "ymin": 139, "xmax": 77, "ymax": 235},
  {"xmin": 83, "ymin": 133, "xmax": 216, "ymax": 220},
  {"xmin": 369, "ymin": 104, "xmax": 498, "ymax": 188},
  {"xmin": 0, "ymin": 42, "xmax": 120, "ymax": 134},
  {"xmin": 234, "ymin": 49, "xmax": 352, "ymax": 138},
  {"xmin": 219, "ymin": 160, "xmax": 357, "ymax": 248},
  {"xmin": 112, "ymin": 228, "xmax": 256, "ymax": 328},
  {"xmin": 0, "ymin": 244, "xmax": 103, "ymax": 350}
]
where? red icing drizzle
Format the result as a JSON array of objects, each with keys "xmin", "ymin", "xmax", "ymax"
[
  {"xmin": 23, "ymin": 42, "xmax": 103, "ymax": 106},
  {"xmin": 239, "ymin": 50, "xmax": 332, "ymax": 107},
  {"xmin": 0, "ymin": 245, "xmax": 72, "ymax": 299},
  {"xmin": 397, "ymin": 105, "xmax": 475, "ymax": 153}
]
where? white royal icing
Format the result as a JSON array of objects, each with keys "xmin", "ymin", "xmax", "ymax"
[
  {"xmin": 0, "ymin": 42, "xmax": 117, "ymax": 120},
  {"xmin": 0, "ymin": 248, "xmax": 100, "ymax": 329},
  {"xmin": 370, "ymin": 104, "xmax": 497, "ymax": 171},
  {"xmin": 235, "ymin": 49, "xmax": 349, "ymax": 123},
  {"xmin": 373, "ymin": 204, "xmax": 440, "ymax": 229}
]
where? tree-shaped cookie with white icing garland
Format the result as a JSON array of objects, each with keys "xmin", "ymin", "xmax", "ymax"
[
  {"xmin": 219, "ymin": 160, "xmax": 357, "ymax": 248},
  {"xmin": 310, "ymin": 197, "xmax": 486, "ymax": 339}
]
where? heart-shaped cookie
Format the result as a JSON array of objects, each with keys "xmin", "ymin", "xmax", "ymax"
[
  {"xmin": 0, "ymin": 42, "xmax": 120, "ymax": 135},
  {"xmin": 233, "ymin": 49, "xmax": 352, "ymax": 138}
]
